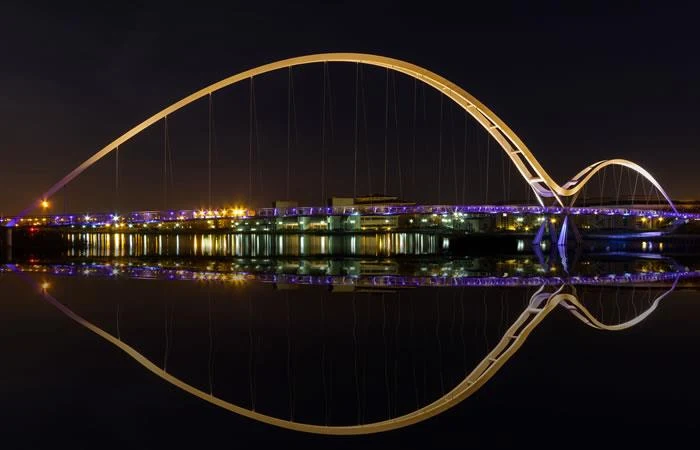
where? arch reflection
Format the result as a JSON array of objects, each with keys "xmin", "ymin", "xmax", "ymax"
[{"xmin": 6, "ymin": 261, "xmax": 697, "ymax": 435}]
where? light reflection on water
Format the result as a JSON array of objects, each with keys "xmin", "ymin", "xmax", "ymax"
[
  {"xmin": 5, "ymin": 263, "xmax": 697, "ymax": 433},
  {"xmin": 2, "ymin": 247, "xmax": 699, "ymax": 440},
  {"xmin": 64, "ymin": 233, "xmax": 445, "ymax": 257}
]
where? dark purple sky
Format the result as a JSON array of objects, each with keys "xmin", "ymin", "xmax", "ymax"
[{"xmin": 1, "ymin": 1, "xmax": 699, "ymax": 215}]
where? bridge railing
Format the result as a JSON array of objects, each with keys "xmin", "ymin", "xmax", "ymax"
[{"xmin": 2, "ymin": 204, "xmax": 699, "ymax": 228}]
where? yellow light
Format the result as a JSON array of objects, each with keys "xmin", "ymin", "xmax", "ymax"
[
  {"xmin": 41, "ymin": 200, "xmax": 50, "ymax": 209},
  {"xmin": 40, "ymin": 281, "xmax": 50, "ymax": 291},
  {"xmin": 550, "ymin": 218, "xmax": 557, "ymax": 223}
]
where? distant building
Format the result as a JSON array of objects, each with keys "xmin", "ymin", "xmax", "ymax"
[
  {"xmin": 272, "ymin": 200, "xmax": 299, "ymax": 208},
  {"xmin": 325, "ymin": 195, "xmax": 414, "ymax": 231},
  {"xmin": 328, "ymin": 194, "xmax": 416, "ymax": 207},
  {"xmin": 329, "ymin": 197, "xmax": 354, "ymax": 207}
]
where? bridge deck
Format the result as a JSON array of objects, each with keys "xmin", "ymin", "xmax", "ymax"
[{"xmin": 4, "ymin": 204, "xmax": 700, "ymax": 228}]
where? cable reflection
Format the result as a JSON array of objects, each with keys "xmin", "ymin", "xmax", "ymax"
[{"xmin": 6, "ymin": 264, "xmax": 692, "ymax": 435}]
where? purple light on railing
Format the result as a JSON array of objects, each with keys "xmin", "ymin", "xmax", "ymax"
[
  {"xmin": 5, "ymin": 263, "xmax": 698, "ymax": 288},
  {"xmin": 8, "ymin": 203, "xmax": 700, "ymax": 229}
]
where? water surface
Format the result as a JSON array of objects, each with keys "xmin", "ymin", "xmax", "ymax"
[{"xmin": 2, "ymin": 239, "xmax": 699, "ymax": 448}]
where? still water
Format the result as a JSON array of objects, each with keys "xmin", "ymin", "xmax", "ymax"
[{"xmin": 2, "ymin": 234, "xmax": 700, "ymax": 448}]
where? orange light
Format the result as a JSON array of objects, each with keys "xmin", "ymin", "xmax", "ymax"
[{"xmin": 41, "ymin": 200, "xmax": 49, "ymax": 209}]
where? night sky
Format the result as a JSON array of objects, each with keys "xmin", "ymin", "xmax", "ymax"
[{"xmin": 2, "ymin": 1, "xmax": 699, "ymax": 215}]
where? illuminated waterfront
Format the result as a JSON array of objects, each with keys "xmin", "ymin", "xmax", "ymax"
[{"xmin": 3, "ymin": 5, "xmax": 700, "ymax": 445}]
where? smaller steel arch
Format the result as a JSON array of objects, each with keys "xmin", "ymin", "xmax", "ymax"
[{"xmin": 560, "ymin": 159, "xmax": 678, "ymax": 212}]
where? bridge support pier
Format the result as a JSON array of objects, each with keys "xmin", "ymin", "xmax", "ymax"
[
  {"xmin": 557, "ymin": 216, "xmax": 570, "ymax": 248},
  {"xmin": 532, "ymin": 216, "xmax": 560, "ymax": 246},
  {"xmin": 556, "ymin": 215, "xmax": 582, "ymax": 248},
  {"xmin": 2, "ymin": 228, "xmax": 11, "ymax": 262},
  {"xmin": 533, "ymin": 221, "xmax": 547, "ymax": 246}
]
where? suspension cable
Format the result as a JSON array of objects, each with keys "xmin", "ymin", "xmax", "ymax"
[
  {"xmin": 485, "ymin": 133, "xmax": 490, "ymax": 204},
  {"xmin": 475, "ymin": 117, "xmax": 483, "ymax": 202},
  {"xmin": 412, "ymin": 78, "xmax": 417, "ymax": 199},
  {"xmin": 500, "ymin": 139, "xmax": 506, "ymax": 204},
  {"xmin": 360, "ymin": 66, "xmax": 372, "ymax": 195},
  {"xmin": 449, "ymin": 103, "xmax": 458, "ymax": 204},
  {"xmin": 208, "ymin": 93, "xmax": 212, "ymax": 210},
  {"xmin": 353, "ymin": 63, "xmax": 359, "ymax": 198},
  {"xmin": 631, "ymin": 172, "xmax": 640, "ymax": 204},
  {"xmin": 626, "ymin": 167, "xmax": 634, "ymax": 204},
  {"xmin": 249, "ymin": 78, "xmax": 253, "ymax": 206},
  {"xmin": 252, "ymin": 79, "xmax": 263, "ymax": 202},
  {"xmin": 462, "ymin": 114, "xmax": 468, "ymax": 204},
  {"xmin": 422, "ymin": 84, "xmax": 427, "ymax": 203},
  {"xmin": 326, "ymin": 64, "xmax": 336, "ymax": 201},
  {"xmin": 507, "ymin": 152, "xmax": 512, "ymax": 204},
  {"xmin": 391, "ymin": 70, "xmax": 403, "ymax": 199},
  {"xmin": 384, "ymin": 67, "xmax": 389, "ymax": 195},
  {"xmin": 321, "ymin": 63, "xmax": 326, "ymax": 204},
  {"xmin": 438, "ymin": 93, "xmax": 443, "ymax": 204},
  {"xmin": 287, "ymin": 67, "xmax": 292, "ymax": 200},
  {"xmin": 615, "ymin": 164, "xmax": 623, "ymax": 206},
  {"xmin": 115, "ymin": 145, "xmax": 119, "ymax": 211},
  {"xmin": 163, "ymin": 116, "xmax": 168, "ymax": 210},
  {"xmin": 290, "ymin": 69, "xmax": 298, "ymax": 200}
]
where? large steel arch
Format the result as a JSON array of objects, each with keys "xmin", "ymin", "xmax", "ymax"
[{"xmin": 30, "ymin": 53, "xmax": 675, "ymax": 212}]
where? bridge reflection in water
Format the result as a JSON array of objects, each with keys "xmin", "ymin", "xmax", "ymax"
[{"xmin": 6, "ymin": 253, "xmax": 698, "ymax": 435}]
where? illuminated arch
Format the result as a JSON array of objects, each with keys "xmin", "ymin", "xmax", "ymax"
[
  {"xmin": 29, "ymin": 53, "xmax": 675, "ymax": 213},
  {"xmin": 561, "ymin": 159, "xmax": 677, "ymax": 212}
]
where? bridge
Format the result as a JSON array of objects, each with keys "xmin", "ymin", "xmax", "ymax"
[{"xmin": 3, "ymin": 53, "xmax": 697, "ymax": 249}]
